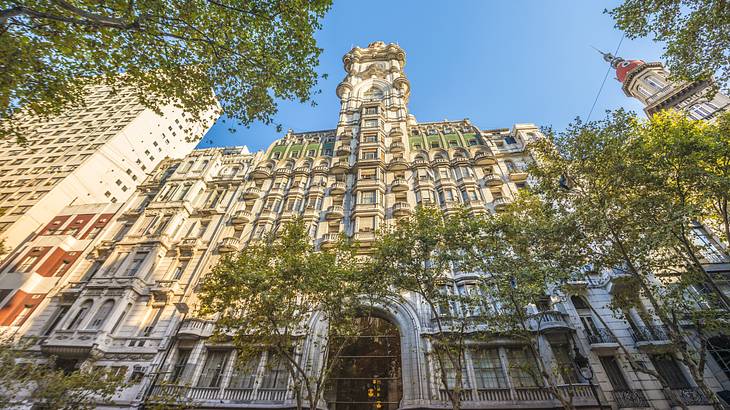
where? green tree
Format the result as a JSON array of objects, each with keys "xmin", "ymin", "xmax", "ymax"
[
  {"xmin": 609, "ymin": 0, "xmax": 730, "ymax": 94},
  {"xmin": 0, "ymin": 337, "xmax": 127, "ymax": 409},
  {"xmin": 371, "ymin": 206, "xmax": 485, "ymax": 410},
  {"xmin": 529, "ymin": 109, "xmax": 730, "ymax": 409},
  {"xmin": 197, "ymin": 218, "xmax": 385, "ymax": 410},
  {"xmin": 0, "ymin": 0, "xmax": 332, "ymax": 143}
]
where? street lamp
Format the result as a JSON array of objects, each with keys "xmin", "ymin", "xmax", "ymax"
[{"xmin": 573, "ymin": 347, "xmax": 603, "ymax": 409}]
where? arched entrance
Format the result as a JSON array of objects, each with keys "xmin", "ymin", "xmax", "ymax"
[{"xmin": 326, "ymin": 316, "xmax": 402, "ymax": 410}]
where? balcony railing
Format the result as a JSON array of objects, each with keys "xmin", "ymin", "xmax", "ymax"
[
  {"xmin": 629, "ymin": 325, "xmax": 669, "ymax": 343},
  {"xmin": 671, "ymin": 387, "xmax": 709, "ymax": 406},
  {"xmin": 439, "ymin": 384, "xmax": 596, "ymax": 404},
  {"xmin": 587, "ymin": 328, "xmax": 618, "ymax": 344},
  {"xmin": 150, "ymin": 385, "xmax": 286, "ymax": 404},
  {"xmin": 613, "ymin": 389, "xmax": 650, "ymax": 408}
]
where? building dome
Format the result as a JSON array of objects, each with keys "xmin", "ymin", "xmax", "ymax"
[{"xmin": 615, "ymin": 59, "xmax": 645, "ymax": 82}]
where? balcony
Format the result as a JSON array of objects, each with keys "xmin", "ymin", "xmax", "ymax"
[
  {"xmin": 231, "ymin": 210, "xmax": 252, "ymax": 225},
  {"xmin": 325, "ymin": 205, "xmax": 345, "ymax": 220},
  {"xmin": 331, "ymin": 160, "xmax": 350, "ymax": 174},
  {"xmin": 320, "ymin": 233, "xmax": 339, "ymax": 249},
  {"xmin": 177, "ymin": 318, "xmax": 214, "ymax": 339},
  {"xmin": 336, "ymin": 145, "xmax": 351, "ymax": 156},
  {"xmin": 411, "ymin": 159, "xmax": 429, "ymax": 168},
  {"xmin": 330, "ymin": 181, "xmax": 347, "ymax": 194},
  {"xmin": 474, "ymin": 151, "xmax": 497, "ymax": 165},
  {"xmin": 508, "ymin": 166, "xmax": 529, "ymax": 181},
  {"xmin": 312, "ymin": 165, "xmax": 328, "ymax": 174},
  {"xmin": 630, "ymin": 325, "xmax": 672, "ymax": 351},
  {"xmin": 483, "ymin": 174, "xmax": 503, "ymax": 187},
  {"xmin": 451, "ymin": 157, "xmax": 471, "ymax": 167},
  {"xmin": 274, "ymin": 167, "xmax": 292, "ymax": 177},
  {"xmin": 390, "ymin": 178, "xmax": 408, "ymax": 192},
  {"xmin": 431, "ymin": 158, "xmax": 449, "ymax": 167},
  {"xmin": 151, "ymin": 280, "xmax": 182, "ymax": 302},
  {"xmin": 527, "ymin": 310, "xmax": 573, "ymax": 333},
  {"xmin": 243, "ymin": 187, "xmax": 261, "ymax": 200},
  {"xmin": 251, "ymin": 166, "xmax": 272, "ymax": 179},
  {"xmin": 613, "ymin": 389, "xmax": 650, "ymax": 408},
  {"xmin": 179, "ymin": 237, "xmax": 201, "ymax": 251},
  {"xmin": 149, "ymin": 385, "xmax": 286, "ymax": 404},
  {"xmin": 587, "ymin": 328, "xmax": 619, "ymax": 353},
  {"xmin": 389, "ymin": 141, "xmax": 405, "ymax": 153},
  {"xmin": 493, "ymin": 197, "xmax": 512, "ymax": 212},
  {"xmin": 387, "ymin": 157, "xmax": 408, "ymax": 171},
  {"xmin": 218, "ymin": 237, "xmax": 240, "ymax": 253},
  {"xmin": 439, "ymin": 384, "xmax": 597, "ymax": 407},
  {"xmin": 392, "ymin": 202, "xmax": 412, "ymax": 217},
  {"xmin": 670, "ymin": 387, "xmax": 710, "ymax": 406}
]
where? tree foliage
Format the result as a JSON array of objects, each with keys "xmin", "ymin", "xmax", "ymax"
[
  {"xmin": 0, "ymin": 338, "xmax": 126, "ymax": 409},
  {"xmin": 530, "ymin": 109, "xmax": 730, "ymax": 409},
  {"xmin": 197, "ymin": 218, "xmax": 386, "ymax": 410},
  {"xmin": 0, "ymin": 0, "xmax": 332, "ymax": 142},
  {"xmin": 609, "ymin": 0, "xmax": 730, "ymax": 94}
]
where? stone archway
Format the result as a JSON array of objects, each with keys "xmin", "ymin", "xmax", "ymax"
[{"xmin": 325, "ymin": 316, "xmax": 403, "ymax": 410}]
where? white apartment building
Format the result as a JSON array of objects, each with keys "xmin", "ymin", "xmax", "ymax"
[{"xmin": 0, "ymin": 85, "xmax": 218, "ymax": 257}]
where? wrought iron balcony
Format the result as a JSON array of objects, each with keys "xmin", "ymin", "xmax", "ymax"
[
  {"xmin": 613, "ymin": 389, "xmax": 650, "ymax": 408},
  {"xmin": 587, "ymin": 328, "xmax": 618, "ymax": 344},
  {"xmin": 670, "ymin": 387, "xmax": 709, "ymax": 406},
  {"xmin": 629, "ymin": 325, "xmax": 669, "ymax": 343}
]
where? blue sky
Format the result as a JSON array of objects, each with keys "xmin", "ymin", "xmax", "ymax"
[{"xmin": 197, "ymin": 0, "xmax": 664, "ymax": 152}]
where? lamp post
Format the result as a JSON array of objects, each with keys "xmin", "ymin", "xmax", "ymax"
[{"xmin": 573, "ymin": 347, "xmax": 603, "ymax": 409}]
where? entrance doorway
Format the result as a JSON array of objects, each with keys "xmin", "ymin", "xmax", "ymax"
[{"xmin": 326, "ymin": 316, "xmax": 402, "ymax": 410}]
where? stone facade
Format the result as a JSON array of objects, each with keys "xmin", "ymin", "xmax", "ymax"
[{"xmin": 6, "ymin": 42, "xmax": 730, "ymax": 410}]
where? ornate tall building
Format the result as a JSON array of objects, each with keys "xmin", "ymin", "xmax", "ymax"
[
  {"xmin": 7, "ymin": 42, "xmax": 730, "ymax": 410},
  {"xmin": 601, "ymin": 51, "xmax": 730, "ymax": 119},
  {"xmin": 0, "ymin": 85, "xmax": 218, "ymax": 257}
]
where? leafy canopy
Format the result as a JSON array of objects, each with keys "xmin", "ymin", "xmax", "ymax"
[
  {"xmin": 609, "ymin": 0, "xmax": 730, "ymax": 93},
  {"xmin": 0, "ymin": 0, "xmax": 332, "ymax": 142}
]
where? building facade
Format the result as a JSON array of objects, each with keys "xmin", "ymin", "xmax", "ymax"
[
  {"xmin": 0, "ymin": 84, "xmax": 218, "ymax": 257},
  {"xmin": 7, "ymin": 42, "xmax": 730, "ymax": 410},
  {"xmin": 600, "ymin": 51, "xmax": 730, "ymax": 119}
]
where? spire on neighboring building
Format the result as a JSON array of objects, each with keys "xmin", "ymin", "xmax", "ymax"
[{"xmin": 594, "ymin": 47, "xmax": 646, "ymax": 83}]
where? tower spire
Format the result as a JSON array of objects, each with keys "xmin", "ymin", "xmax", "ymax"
[{"xmin": 592, "ymin": 46, "xmax": 624, "ymax": 68}]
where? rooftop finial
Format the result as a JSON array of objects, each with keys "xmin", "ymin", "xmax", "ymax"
[{"xmin": 592, "ymin": 46, "xmax": 624, "ymax": 68}]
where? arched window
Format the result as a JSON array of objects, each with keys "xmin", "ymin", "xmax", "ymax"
[
  {"xmin": 571, "ymin": 295, "xmax": 590, "ymax": 310},
  {"xmin": 179, "ymin": 161, "xmax": 194, "ymax": 173},
  {"xmin": 88, "ymin": 300, "xmax": 115, "ymax": 329},
  {"xmin": 66, "ymin": 300, "xmax": 93, "ymax": 330}
]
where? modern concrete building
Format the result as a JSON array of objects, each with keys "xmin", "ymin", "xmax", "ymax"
[
  {"xmin": 8, "ymin": 42, "xmax": 730, "ymax": 410},
  {"xmin": 0, "ymin": 84, "xmax": 218, "ymax": 257},
  {"xmin": 600, "ymin": 51, "xmax": 730, "ymax": 119}
]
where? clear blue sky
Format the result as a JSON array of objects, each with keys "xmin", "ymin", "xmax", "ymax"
[{"xmin": 197, "ymin": 0, "xmax": 664, "ymax": 152}]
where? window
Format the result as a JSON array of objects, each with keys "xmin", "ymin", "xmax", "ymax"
[
  {"xmin": 358, "ymin": 216, "xmax": 376, "ymax": 232},
  {"xmin": 551, "ymin": 343, "xmax": 580, "ymax": 384},
  {"xmin": 111, "ymin": 303, "xmax": 132, "ymax": 334},
  {"xmin": 260, "ymin": 353, "xmax": 288, "ymax": 389},
  {"xmin": 171, "ymin": 349, "xmax": 192, "ymax": 383},
  {"xmin": 688, "ymin": 103, "xmax": 713, "ymax": 120},
  {"xmin": 361, "ymin": 191, "xmax": 377, "ymax": 205},
  {"xmin": 599, "ymin": 356, "xmax": 630, "ymax": 391},
  {"xmin": 197, "ymin": 350, "xmax": 230, "ymax": 388},
  {"xmin": 67, "ymin": 300, "xmax": 92, "ymax": 330},
  {"xmin": 125, "ymin": 252, "xmax": 148, "ymax": 276},
  {"xmin": 430, "ymin": 141, "xmax": 440, "ymax": 148},
  {"xmin": 43, "ymin": 305, "xmax": 70, "ymax": 336},
  {"xmin": 228, "ymin": 353, "xmax": 260, "ymax": 389},
  {"xmin": 504, "ymin": 136, "xmax": 517, "ymax": 145},
  {"xmin": 140, "ymin": 306, "xmax": 163, "ymax": 337},
  {"xmin": 88, "ymin": 300, "xmax": 115, "ymax": 329},
  {"xmin": 472, "ymin": 348, "xmax": 507, "ymax": 389},
  {"xmin": 507, "ymin": 348, "xmax": 541, "ymax": 387},
  {"xmin": 650, "ymin": 354, "xmax": 691, "ymax": 389},
  {"xmin": 86, "ymin": 226, "xmax": 102, "ymax": 239},
  {"xmin": 17, "ymin": 254, "xmax": 40, "ymax": 272},
  {"xmin": 645, "ymin": 75, "xmax": 664, "ymax": 90},
  {"xmin": 172, "ymin": 260, "xmax": 188, "ymax": 280},
  {"xmin": 438, "ymin": 351, "xmax": 470, "ymax": 389},
  {"xmin": 362, "ymin": 150, "xmax": 377, "ymax": 160}
]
